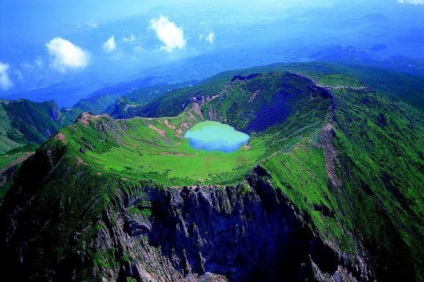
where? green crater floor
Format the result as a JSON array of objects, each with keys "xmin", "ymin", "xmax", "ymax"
[{"xmin": 64, "ymin": 113, "xmax": 266, "ymax": 186}]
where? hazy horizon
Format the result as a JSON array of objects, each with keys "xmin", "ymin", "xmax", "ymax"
[{"xmin": 1, "ymin": 0, "xmax": 424, "ymax": 107}]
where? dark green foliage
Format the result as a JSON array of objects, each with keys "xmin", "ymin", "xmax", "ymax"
[
  {"xmin": 0, "ymin": 143, "xmax": 38, "ymax": 203},
  {"xmin": 263, "ymin": 83, "xmax": 424, "ymax": 280},
  {"xmin": 1, "ymin": 62, "xmax": 424, "ymax": 281},
  {"xmin": 134, "ymin": 61, "xmax": 424, "ymax": 120},
  {"xmin": 203, "ymin": 72, "xmax": 332, "ymax": 135},
  {"xmin": 2, "ymin": 143, "xmax": 38, "ymax": 154},
  {"xmin": 135, "ymin": 75, "xmax": 230, "ymax": 117},
  {"xmin": 282, "ymin": 62, "xmax": 424, "ymax": 109},
  {"xmin": 0, "ymin": 136, "xmax": 129, "ymax": 280},
  {"xmin": 61, "ymin": 93, "xmax": 123, "ymax": 124},
  {"xmin": 0, "ymin": 99, "xmax": 67, "ymax": 154},
  {"xmin": 332, "ymin": 88, "xmax": 424, "ymax": 280},
  {"xmin": 107, "ymin": 82, "xmax": 195, "ymax": 119}
]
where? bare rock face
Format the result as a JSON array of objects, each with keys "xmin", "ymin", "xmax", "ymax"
[
  {"xmin": 0, "ymin": 141, "xmax": 407, "ymax": 282},
  {"xmin": 91, "ymin": 167, "xmax": 363, "ymax": 282},
  {"xmin": 0, "ymin": 143, "xmax": 365, "ymax": 282}
]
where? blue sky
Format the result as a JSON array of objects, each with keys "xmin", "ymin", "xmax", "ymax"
[{"xmin": 1, "ymin": 0, "xmax": 424, "ymax": 106}]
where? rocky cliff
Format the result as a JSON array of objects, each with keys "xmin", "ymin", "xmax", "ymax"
[
  {"xmin": 84, "ymin": 168, "xmax": 368, "ymax": 281},
  {"xmin": 0, "ymin": 147, "xmax": 366, "ymax": 281},
  {"xmin": 1, "ymin": 66, "xmax": 423, "ymax": 281}
]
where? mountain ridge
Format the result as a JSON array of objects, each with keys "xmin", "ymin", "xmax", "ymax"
[{"xmin": 0, "ymin": 64, "xmax": 423, "ymax": 281}]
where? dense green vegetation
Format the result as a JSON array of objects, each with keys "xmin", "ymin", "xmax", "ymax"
[
  {"xmin": 263, "ymin": 86, "xmax": 424, "ymax": 280},
  {"xmin": 74, "ymin": 66, "xmax": 424, "ymax": 280},
  {"xmin": 1, "ymin": 62, "xmax": 423, "ymax": 281},
  {"xmin": 107, "ymin": 82, "xmax": 194, "ymax": 119},
  {"xmin": 61, "ymin": 92, "xmax": 123, "ymax": 125},
  {"xmin": 125, "ymin": 62, "xmax": 424, "ymax": 120},
  {"xmin": 56, "ymin": 71, "xmax": 336, "ymax": 186},
  {"xmin": 0, "ymin": 99, "xmax": 65, "ymax": 154},
  {"xmin": 0, "ymin": 144, "xmax": 37, "ymax": 203},
  {"xmin": 284, "ymin": 63, "xmax": 424, "ymax": 109},
  {"xmin": 0, "ymin": 143, "xmax": 37, "ymax": 170},
  {"xmin": 333, "ymin": 88, "xmax": 424, "ymax": 279},
  {"xmin": 202, "ymin": 72, "xmax": 332, "ymax": 134},
  {"xmin": 60, "ymin": 112, "xmax": 266, "ymax": 186},
  {"xmin": 124, "ymin": 73, "xmax": 232, "ymax": 118}
]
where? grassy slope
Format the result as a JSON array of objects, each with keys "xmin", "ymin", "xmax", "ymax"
[
  {"xmin": 62, "ymin": 110, "xmax": 266, "ymax": 186},
  {"xmin": 1, "ymin": 63, "xmax": 423, "ymax": 280},
  {"xmin": 135, "ymin": 73, "xmax": 231, "ymax": 118},
  {"xmin": 131, "ymin": 62, "xmax": 424, "ymax": 120},
  {"xmin": 61, "ymin": 93, "xmax": 123, "ymax": 125},
  {"xmin": 0, "ymin": 99, "xmax": 67, "ymax": 203},
  {"xmin": 261, "ymin": 80, "xmax": 424, "ymax": 280},
  {"xmin": 0, "ymin": 103, "xmax": 21, "ymax": 153},
  {"xmin": 0, "ymin": 72, "xmax": 330, "ymax": 278},
  {"xmin": 107, "ymin": 82, "xmax": 194, "ymax": 119},
  {"xmin": 0, "ymin": 99, "xmax": 64, "ymax": 154},
  {"xmin": 334, "ymin": 88, "xmax": 424, "ymax": 279},
  {"xmin": 70, "ymin": 72, "xmax": 332, "ymax": 186},
  {"xmin": 0, "ymin": 144, "xmax": 37, "ymax": 202},
  {"xmin": 284, "ymin": 62, "xmax": 424, "ymax": 109}
]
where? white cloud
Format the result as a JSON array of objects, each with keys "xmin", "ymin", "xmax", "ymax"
[
  {"xmin": 397, "ymin": 0, "xmax": 424, "ymax": 4},
  {"xmin": 122, "ymin": 34, "xmax": 136, "ymax": 42},
  {"xmin": 0, "ymin": 62, "xmax": 13, "ymax": 91},
  {"xmin": 87, "ymin": 20, "xmax": 98, "ymax": 29},
  {"xmin": 205, "ymin": 32, "xmax": 215, "ymax": 44},
  {"xmin": 46, "ymin": 37, "xmax": 89, "ymax": 72},
  {"xmin": 103, "ymin": 36, "xmax": 117, "ymax": 52},
  {"xmin": 199, "ymin": 32, "xmax": 216, "ymax": 44},
  {"xmin": 149, "ymin": 16, "xmax": 186, "ymax": 52}
]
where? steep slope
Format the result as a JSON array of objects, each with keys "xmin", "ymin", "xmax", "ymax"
[
  {"xmin": 118, "ymin": 62, "xmax": 424, "ymax": 120},
  {"xmin": 61, "ymin": 76, "xmax": 180, "ymax": 124},
  {"xmin": 61, "ymin": 92, "xmax": 123, "ymax": 125},
  {"xmin": 0, "ymin": 99, "xmax": 64, "ymax": 154},
  {"xmin": 0, "ymin": 66, "xmax": 423, "ymax": 281},
  {"xmin": 0, "ymin": 143, "xmax": 38, "ymax": 203},
  {"xmin": 0, "ymin": 99, "xmax": 70, "ymax": 202},
  {"xmin": 261, "ymin": 78, "xmax": 424, "ymax": 281},
  {"xmin": 285, "ymin": 62, "xmax": 424, "ymax": 109},
  {"xmin": 107, "ymin": 82, "xmax": 195, "ymax": 119}
]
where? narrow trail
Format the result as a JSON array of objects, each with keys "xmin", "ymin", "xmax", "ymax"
[
  {"xmin": 0, "ymin": 152, "xmax": 34, "ymax": 175},
  {"xmin": 287, "ymin": 73, "xmax": 345, "ymax": 187},
  {"xmin": 317, "ymin": 85, "xmax": 369, "ymax": 91}
]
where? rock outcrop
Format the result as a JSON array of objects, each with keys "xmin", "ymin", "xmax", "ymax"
[
  {"xmin": 0, "ymin": 138, "xmax": 368, "ymax": 281},
  {"xmin": 89, "ymin": 167, "xmax": 364, "ymax": 281}
]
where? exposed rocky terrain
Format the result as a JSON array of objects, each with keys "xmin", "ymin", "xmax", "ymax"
[{"xmin": 0, "ymin": 64, "xmax": 423, "ymax": 281}]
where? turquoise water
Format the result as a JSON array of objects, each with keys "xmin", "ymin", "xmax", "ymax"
[{"xmin": 184, "ymin": 121, "xmax": 250, "ymax": 153}]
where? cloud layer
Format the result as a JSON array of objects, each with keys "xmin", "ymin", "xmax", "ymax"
[
  {"xmin": 46, "ymin": 37, "xmax": 89, "ymax": 72},
  {"xmin": 149, "ymin": 16, "xmax": 186, "ymax": 52},
  {"xmin": 397, "ymin": 0, "xmax": 424, "ymax": 4},
  {"xmin": 0, "ymin": 62, "xmax": 13, "ymax": 91},
  {"xmin": 122, "ymin": 34, "xmax": 135, "ymax": 42},
  {"xmin": 86, "ymin": 20, "xmax": 98, "ymax": 29},
  {"xmin": 206, "ymin": 32, "xmax": 215, "ymax": 44},
  {"xmin": 199, "ymin": 32, "xmax": 216, "ymax": 44},
  {"xmin": 103, "ymin": 36, "xmax": 117, "ymax": 52}
]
